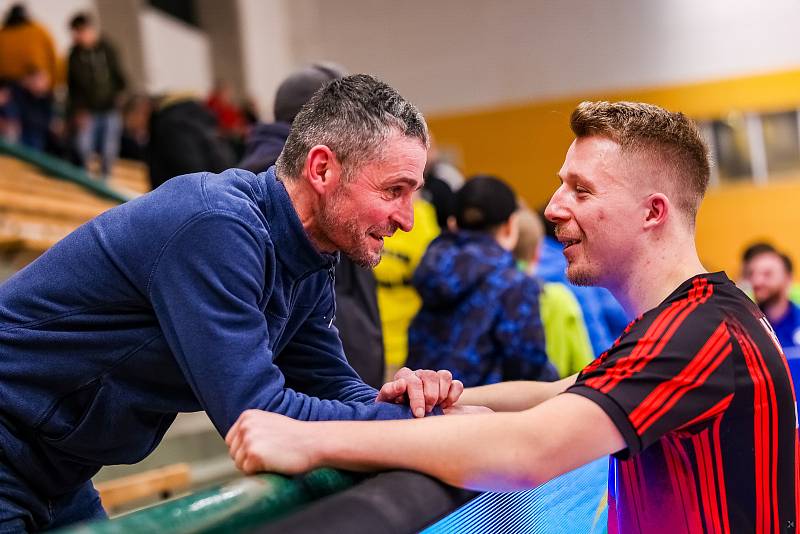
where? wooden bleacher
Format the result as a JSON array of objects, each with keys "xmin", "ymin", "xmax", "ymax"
[
  {"xmin": 0, "ymin": 155, "xmax": 149, "ymax": 274},
  {"xmin": 95, "ymin": 463, "xmax": 192, "ymax": 512}
]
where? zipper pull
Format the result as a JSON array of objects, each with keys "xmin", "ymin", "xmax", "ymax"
[{"xmin": 327, "ymin": 266, "xmax": 336, "ymax": 328}]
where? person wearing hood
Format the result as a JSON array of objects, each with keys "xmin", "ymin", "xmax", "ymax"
[
  {"xmin": 406, "ymin": 175, "xmax": 557, "ymax": 386},
  {"xmin": 238, "ymin": 63, "xmax": 345, "ymax": 174}
]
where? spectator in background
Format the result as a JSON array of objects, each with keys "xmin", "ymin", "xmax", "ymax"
[
  {"xmin": 119, "ymin": 94, "xmax": 151, "ymax": 162},
  {"xmin": 537, "ymin": 207, "xmax": 629, "ymax": 355},
  {"xmin": 406, "ymin": 175, "xmax": 557, "ymax": 386},
  {"xmin": 10, "ymin": 66, "xmax": 53, "ymax": 151},
  {"xmin": 0, "ymin": 4, "xmax": 58, "ymax": 93},
  {"xmin": 740, "ymin": 241, "xmax": 800, "ymax": 305},
  {"xmin": 147, "ymin": 93, "xmax": 235, "ymax": 190},
  {"xmin": 206, "ymin": 80, "xmax": 246, "ymax": 158},
  {"xmin": 67, "ymin": 12, "xmax": 126, "ymax": 177},
  {"xmin": 514, "ymin": 208, "xmax": 593, "ymax": 377},
  {"xmin": 240, "ymin": 96, "xmax": 260, "ymax": 133},
  {"xmin": 421, "ymin": 140, "xmax": 464, "ymax": 230},
  {"xmin": 237, "ymin": 63, "xmax": 385, "ymax": 387},
  {"xmin": 0, "ymin": 79, "xmax": 20, "ymax": 143},
  {"xmin": 745, "ymin": 247, "xmax": 800, "ymax": 352},
  {"xmin": 239, "ymin": 64, "xmax": 345, "ymax": 174},
  {"xmin": 0, "ymin": 5, "xmax": 57, "ymax": 152}
]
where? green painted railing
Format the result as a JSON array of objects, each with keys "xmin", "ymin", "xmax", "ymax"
[
  {"xmin": 57, "ymin": 468, "xmax": 361, "ymax": 534},
  {"xmin": 0, "ymin": 139, "xmax": 132, "ymax": 204}
]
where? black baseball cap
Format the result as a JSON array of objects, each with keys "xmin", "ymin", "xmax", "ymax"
[
  {"xmin": 456, "ymin": 175, "xmax": 518, "ymax": 231},
  {"xmin": 274, "ymin": 63, "xmax": 346, "ymax": 124}
]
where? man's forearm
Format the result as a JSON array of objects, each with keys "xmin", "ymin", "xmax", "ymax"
[
  {"xmin": 314, "ymin": 411, "xmax": 547, "ymax": 491},
  {"xmin": 228, "ymin": 392, "xmax": 624, "ymax": 492},
  {"xmin": 308, "ymin": 390, "xmax": 620, "ymax": 492},
  {"xmin": 457, "ymin": 374, "xmax": 578, "ymax": 412}
]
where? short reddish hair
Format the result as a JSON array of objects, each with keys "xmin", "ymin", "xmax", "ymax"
[{"xmin": 571, "ymin": 101, "xmax": 710, "ymax": 225}]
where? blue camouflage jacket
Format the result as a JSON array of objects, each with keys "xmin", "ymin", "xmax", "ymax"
[{"xmin": 406, "ymin": 231, "xmax": 556, "ymax": 386}]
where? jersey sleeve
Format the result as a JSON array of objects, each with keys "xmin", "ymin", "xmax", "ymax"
[{"xmin": 566, "ymin": 290, "xmax": 736, "ymax": 458}]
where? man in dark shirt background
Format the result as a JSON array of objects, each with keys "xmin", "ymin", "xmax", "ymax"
[
  {"xmin": 745, "ymin": 247, "xmax": 800, "ymax": 352},
  {"xmin": 67, "ymin": 12, "xmax": 126, "ymax": 178}
]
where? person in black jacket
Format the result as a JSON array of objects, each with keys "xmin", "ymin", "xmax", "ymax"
[
  {"xmin": 147, "ymin": 94, "xmax": 235, "ymax": 190},
  {"xmin": 67, "ymin": 12, "xmax": 126, "ymax": 177},
  {"xmin": 239, "ymin": 64, "xmax": 385, "ymax": 387}
]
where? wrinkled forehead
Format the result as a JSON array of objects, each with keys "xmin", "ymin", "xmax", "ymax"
[{"xmin": 355, "ymin": 133, "xmax": 427, "ymax": 185}]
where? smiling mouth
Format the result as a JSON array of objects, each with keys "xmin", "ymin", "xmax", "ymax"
[{"xmin": 560, "ymin": 238, "xmax": 581, "ymax": 250}]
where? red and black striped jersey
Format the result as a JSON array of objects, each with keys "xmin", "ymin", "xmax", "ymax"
[{"xmin": 568, "ymin": 272, "xmax": 799, "ymax": 534}]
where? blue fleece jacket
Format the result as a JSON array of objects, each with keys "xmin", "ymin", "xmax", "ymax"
[{"xmin": 0, "ymin": 167, "xmax": 414, "ymax": 496}]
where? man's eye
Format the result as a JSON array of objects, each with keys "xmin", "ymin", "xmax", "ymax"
[{"xmin": 387, "ymin": 187, "xmax": 403, "ymax": 198}]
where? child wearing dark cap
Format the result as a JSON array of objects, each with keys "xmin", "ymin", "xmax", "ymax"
[{"xmin": 405, "ymin": 175, "xmax": 557, "ymax": 386}]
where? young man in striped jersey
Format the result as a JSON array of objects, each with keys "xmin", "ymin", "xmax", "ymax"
[{"xmin": 227, "ymin": 101, "xmax": 799, "ymax": 533}]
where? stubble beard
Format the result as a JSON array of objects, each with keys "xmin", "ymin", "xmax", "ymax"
[
  {"xmin": 565, "ymin": 253, "xmax": 602, "ymax": 287},
  {"xmin": 318, "ymin": 192, "xmax": 382, "ymax": 269},
  {"xmin": 756, "ymin": 289, "xmax": 784, "ymax": 312},
  {"xmin": 566, "ymin": 265, "xmax": 600, "ymax": 287}
]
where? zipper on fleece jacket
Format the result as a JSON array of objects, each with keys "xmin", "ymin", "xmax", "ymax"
[{"xmin": 326, "ymin": 265, "xmax": 337, "ymax": 328}]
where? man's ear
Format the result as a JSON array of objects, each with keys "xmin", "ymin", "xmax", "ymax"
[
  {"xmin": 643, "ymin": 193, "xmax": 669, "ymax": 230},
  {"xmin": 304, "ymin": 145, "xmax": 343, "ymax": 195}
]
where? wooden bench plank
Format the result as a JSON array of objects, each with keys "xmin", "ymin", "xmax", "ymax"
[{"xmin": 95, "ymin": 463, "xmax": 192, "ymax": 510}]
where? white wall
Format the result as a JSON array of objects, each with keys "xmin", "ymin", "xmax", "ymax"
[
  {"xmin": 287, "ymin": 0, "xmax": 800, "ymax": 114},
  {"xmin": 0, "ymin": 0, "xmax": 94, "ymax": 55},
  {"xmin": 236, "ymin": 0, "xmax": 294, "ymax": 121},
  {"xmin": 139, "ymin": 6, "xmax": 212, "ymax": 95}
]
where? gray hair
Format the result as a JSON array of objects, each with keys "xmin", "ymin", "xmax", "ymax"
[{"xmin": 276, "ymin": 74, "xmax": 429, "ymax": 181}]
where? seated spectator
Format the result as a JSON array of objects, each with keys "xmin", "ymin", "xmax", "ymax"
[
  {"xmin": 406, "ymin": 175, "xmax": 558, "ymax": 386},
  {"xmin": 206, "ymin": 79, "xmax": 246, "ymax": 158},
  {"xmin": 147, "ymin": 93, "xmax": 235, "ymax": 190},
  {"xmin": 0, "ymin": 79, "xmax": 20, "ymax": 143},
  {"xmin": 10, "ymin": 66, "xmax": 53, "ymax": 151},
  {"xmin": 537, "ymin": 207, "xmax": 629, "ymax": 355},
  {"xmin": 514, "ymin": 208, "xmax": 593, "ymax": 377},
  {"xmin": 207, "ymin": 80, "xmax": 245, "ymax": 136},
  {"xmin": 745, "ymin": 247, "xmax": 800, "ymax": 353},
  {"xmin": 119, "ymin": 94, "xmax": 152, "ymax": 162},
  {"xmin": 374, "ymin": 196, "xmax": 440, "ymax": 380}
]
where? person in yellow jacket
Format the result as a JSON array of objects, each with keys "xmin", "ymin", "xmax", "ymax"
[
  {"xmin": 514, "ymin": 208, "xmax": 593, "ymax": 377},
  {"xmin": 373, "ymin": 197, "xmax": 440, "ymax": 381},
  {"xmin": 0, "ymin": 5, "xmax": 59, "ymax": 90}
]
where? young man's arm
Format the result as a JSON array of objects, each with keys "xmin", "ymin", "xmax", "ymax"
[
  {"xmin": 456, "ymin": 374, "xmax": 578, "ymax": 412},
  {"xmin": 226, "ymin": 390, "xmax": 623, "ymax": 492}
]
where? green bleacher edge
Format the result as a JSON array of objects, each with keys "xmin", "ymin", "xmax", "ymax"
[
  {"xmin": 0, "ymin": 139, "xmax": 133, "ymax": 204},
  {"xmin": 56, "ymin": 468, "xmax": 362, "ymax": 534}
]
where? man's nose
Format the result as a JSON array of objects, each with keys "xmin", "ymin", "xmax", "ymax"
[
  {"xmin": 393, "ymin": 197, "xmax": 414, "ymax": 233},
  {"xmin": 544, "ymin": 186, "xmax": 568, "ymax": 223}
]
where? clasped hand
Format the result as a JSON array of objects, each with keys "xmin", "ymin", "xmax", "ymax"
[{"xmin": 375, "ymin": 367, "xmax": 464, "ymax": 417}]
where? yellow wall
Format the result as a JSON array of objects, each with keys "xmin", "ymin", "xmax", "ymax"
[{"xmin": 427, "ymin": 68, "xmax": 800, "ymax": 277}]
